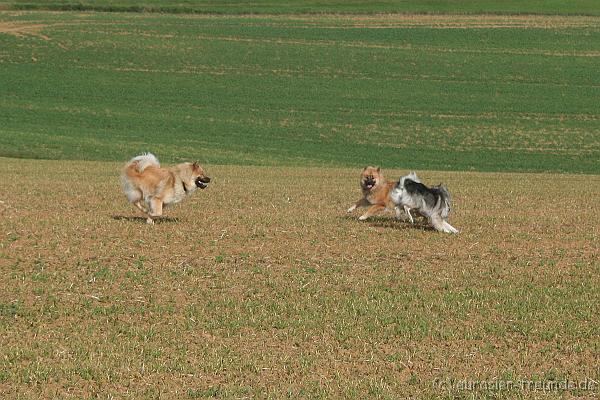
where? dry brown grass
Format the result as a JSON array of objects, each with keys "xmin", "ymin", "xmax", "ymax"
[
  {"xmin": 1, "ymin": 158, "xmax": 599, "ymax": 399},
  {"xmin": 178, "ymin": 13, "xmax": 600, "ymax": 29},
  {"xmin": 0, "ymin": 21, "xmax": 49, "ymax": 39}
]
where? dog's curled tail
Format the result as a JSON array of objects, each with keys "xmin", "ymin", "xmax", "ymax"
[
  {"xmin": 407, "ymin": 171, "xmax": 420, "ymax": 183},
  {"xmin": 398, "ymin": 171, "xmax": 420, "ymax": 189},
  {"xmin": 128, "ymin": 153, "xmax": 160, "ymax": 173},
  {"xmin": 121, "ymin": 153, "xmax": 160, "ymax": 193}
]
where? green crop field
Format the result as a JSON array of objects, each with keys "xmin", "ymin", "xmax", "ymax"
[
  {"xmin": 2, "ymin": 0, "xmax": 600, "ymax": 15},
  {"xmin": 1, "ymin": 11, "xmax": 600, "ymax": 173}
]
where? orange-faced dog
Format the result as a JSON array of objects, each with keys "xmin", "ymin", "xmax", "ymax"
[
  {"xmin": 120, "ymin": 153, "xmax": 210, "ymax": 224},
  {"xmin": 347, "ymin": 166, "xmax": 399, "ymax": 221}
]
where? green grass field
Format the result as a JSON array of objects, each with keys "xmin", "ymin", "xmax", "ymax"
[
  {"xmin": 3, "ymin": 0, "xmax": 600, "ymax": 15},
  {"xmin": 1, "ymin": 11, "xmax": 600, "ymax": 173}
]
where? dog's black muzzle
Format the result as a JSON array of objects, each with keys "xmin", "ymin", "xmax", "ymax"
[
  {"xmin": 362, "ymin": 178, "xmax": 376, "ymax": 189},
  {"xmin": 195, "ymin": 176, "xmax": 211, "ymax": 189}
]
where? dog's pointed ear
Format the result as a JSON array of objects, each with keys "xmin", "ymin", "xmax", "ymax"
[
  {"xmin": 362, "ymin": 166, "xmax": 367, "ymax": 171},
  {"xmin": 377, "ymin": 167, "xmax": 380, "ymax": 172},
  {"xmin": 192, "ymin": 161, "xmax": 199, "ymax": 169}
]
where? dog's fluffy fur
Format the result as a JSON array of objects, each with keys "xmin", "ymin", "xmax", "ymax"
[
  {"xmin": 120, "ymin": 153, "xmax": 210, "ymax": 224},
  {"xmin": 390, "ymin": 172, "xmax": 458, "ymax": 233},
  {"xmin": 347, "ymin": 166, "xmax": 398, "ymax": 221}
]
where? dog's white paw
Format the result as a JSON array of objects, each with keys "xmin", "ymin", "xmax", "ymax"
[
  {"xmin": 358, "ymin": 215, "xmax": 368, "ymax": 221},
  {"xmin": 347, "ymin": 205, "xmax": 356, "ymax": 213},
  {"xmin": 442, "ymin": 222, "xmax": 458, "ymax": 234}
]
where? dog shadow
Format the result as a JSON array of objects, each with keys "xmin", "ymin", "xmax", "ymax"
[
  {"xmin": 111, "ymin": 215, "xmax": 180, "ymax": 224},
  {"xmin": 370, "ymin": 218, "xmax": 435, "ymax": 231},
  {"xmin": 343, "ymin": 214, "xmax": 434, "ymax": 231}
]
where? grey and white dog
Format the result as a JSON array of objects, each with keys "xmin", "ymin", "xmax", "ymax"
[{"xmin": 390, "ymin": 172, "xmax": 459, "ymax": 234}]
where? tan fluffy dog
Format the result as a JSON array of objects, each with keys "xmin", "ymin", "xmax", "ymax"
[
  {"xmin": 121, "ymin": 153, "xmax": 210, "ymax": 224},
  {"xmin": 347, "ymin": 166, "xmax": 398, "ymax": 221}
]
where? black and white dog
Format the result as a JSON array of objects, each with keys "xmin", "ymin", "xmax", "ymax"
[{"xmin": 390, "ymin": 172, "xmax": 458, "ymax": 234}]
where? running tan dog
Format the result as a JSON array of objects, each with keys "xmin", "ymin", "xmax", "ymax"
[
  {"xmin": 347, "ymin": 166, "xmax": 398, "ymax": 221},
  {"xmin": 121, "ymin": 153, "xmax": 210, "ymax": 224}
]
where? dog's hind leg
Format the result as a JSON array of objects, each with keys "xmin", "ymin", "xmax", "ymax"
[
  {"xmin": 359, "ymin": 204, "xmax": 385, "ymax": 221},
  {"xmin": 430, "ymin": 215, "xmax": 458, "ymax": 233},
  {"xmin": 147, "ymin": 198, "xmax": 163, "ymax": 225},
  {"xmin": 443, "ymin": 221, "xmax": 459, "ymax": 234},
  {"xmin": 134, "ymin": 200, "xmax": 148, "ymax": 213},
  {"xmin": 429, "ymin": 215, "xmax": 447, "ymax": 232}
]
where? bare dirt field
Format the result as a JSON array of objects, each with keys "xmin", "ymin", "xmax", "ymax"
[{"xmin": 0, "ymin": 158, "xmax": 598, "ymax": 398}]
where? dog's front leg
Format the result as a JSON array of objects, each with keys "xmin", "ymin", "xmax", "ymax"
[
  {"xmin": 348, "ymin": 198, "xmax": 369, "ymax": 213},
  {"xmin": 403, "ymin": 205, "xmax": 414, "ymax": 224},
  {"xmin": 359, "ymin": 204, "xmax": 385, "ymax": 221}
]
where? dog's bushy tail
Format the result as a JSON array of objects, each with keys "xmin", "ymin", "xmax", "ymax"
[
  {"xmin": 406, "ymin": 171, "xmax": 420, "ymax": 183},
  {"xmin": 121, "ymin": 153, "xmax": 160, "ymax": 197},
  {"xmin": 128, "ymin": 153, "xmax": 160, "ymax": 173},
  {"xmin": 398, "ymin": 171, "xmax": 420, "ymax": 190}
]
